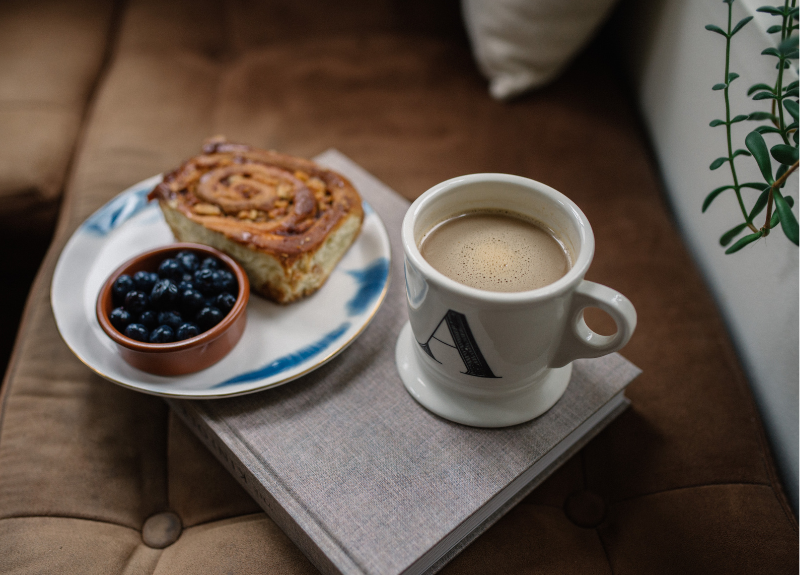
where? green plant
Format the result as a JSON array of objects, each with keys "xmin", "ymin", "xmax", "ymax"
[{"xmin": 705, "ymin": 0, "xmax": 799, "ymax": 253}]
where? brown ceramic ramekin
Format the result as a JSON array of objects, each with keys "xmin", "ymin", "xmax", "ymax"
[{"xmin": 96, "ymin": 243, "xmax": 249, "ymax": 376}]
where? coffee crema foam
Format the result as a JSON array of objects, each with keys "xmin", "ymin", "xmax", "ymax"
[{"xmin": 420, "ymin": 211, "xmax": 571, "ymax": 292}]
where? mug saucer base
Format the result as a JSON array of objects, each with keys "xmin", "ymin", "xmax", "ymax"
[{"xmin": 395, "ymin": 322, "xmax": 572, "ymax": 428}]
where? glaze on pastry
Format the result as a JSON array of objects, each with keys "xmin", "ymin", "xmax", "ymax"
[{"xmin": 148, "ymin": 137, "xmax": 364, "ymax": 303}]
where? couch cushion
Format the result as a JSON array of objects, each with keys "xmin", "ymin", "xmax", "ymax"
[
  {"xmin": 0, "ymin": 0, "xmax": 115, "ymax": 233},
  {"xmin": 0, "ymin": 0, "xmax": 796, "ymax": 573}
]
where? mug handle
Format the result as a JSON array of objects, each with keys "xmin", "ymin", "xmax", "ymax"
[{"xmin": 551, "ymin": 281, "xmax": 637, "ymax": 368}]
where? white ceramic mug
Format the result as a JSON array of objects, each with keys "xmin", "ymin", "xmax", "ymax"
[{"xmin": 395, "ymin": 174, "xmax": 637, "ymax": 427}]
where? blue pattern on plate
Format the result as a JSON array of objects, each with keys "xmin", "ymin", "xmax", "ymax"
[
  {"xmin": 346, "ymin": 257, "xmax": 389, "ymax": 316},
  {"xmin": 214, "ymin": 321, "xmax": 352, "ymax": 387},
  {"xmin": 82, "ymin": 184, "xmax": 152, "ymax": 236},
  {"xmin": 362, "ymin": 200, "xmax": 374, "ymax": 216}
]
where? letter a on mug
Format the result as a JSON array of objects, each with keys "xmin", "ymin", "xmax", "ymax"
[{"xmin": 417, "ymin": 310, "xmax": 498, "ymax": 378}]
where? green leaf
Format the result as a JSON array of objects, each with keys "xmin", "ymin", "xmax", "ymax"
[
  {"xmin": 753, "ymin": 91, "xmax": 778, "ymax": 100},
  {"xmin": 748, "ymin": 83, "xmax": 775, "ymax": 96},
  {"xmin": 771, "ymin": 144, "xmax": 799, "ymax": 165},
  {"xmin": 731, "ymin": 16, "xmax": 753, "ymax": 35},
  {"xmin": 720, "ymin": 222, "xmax": 749, "ymax": 246},
  {"xmin": 784, "ymin": 99, "xmax": 799, "ymax": 121},
  {"xmin": 703, "ymin": 185, "xmax": 734, "ymax": 212},
  {"xmin": 725, "ymin": 230, "xmax": 763, "ymax": 253},
  {"xmin": 779, "ymin": 35, "xmax": 799, "ymax": 56},
  {"xmin": 767, "ymin": 24, "xmax": 783, "ymax": 33},
  {"xmin": 769, "ymin": 196, "xmax": 797, "ymax": 228},
  {"xmin": 773, "ymin": 189, "xmax": 799, "ymax": 245},
  {"xmin": 712, "ymin": 83, "xmax": 727, "ymax": 91},
  {"xmin": 731, "ymin": 115, "xmax": 749, "ymax": 123},
  {"xmin": 728, "ymin": 72, "xmax": 740, "ymax": 82},
  {"xmin": 786, "ymin": 88, "xmax": 800, "ymax": 98},
  {"xmin": 732, "ymin": 148, "xmax": 752, "ymax": 158},
  {"xmin": 745, "ymin": 131, "xmax": 774, "ymax": 183},
  {"xmin": 748, "ymin": 187, "xmax": 771, "ymax": 220},
  {"xmin": 705, "ymin": 24, "xmax": 727, "ymax": 37},
  {"xmin": 755, "ymin": 125, "xmax": 783, "ymax": 134},
  {"xmin": 710, "ymin": 157, "xmax": 729, "ymax": 170},
  {"xmin": 709, "ymin": 119, "xmax": 726, "ymax": 127},
  {"xmin": 761, "ymin": 47, "xmax": 781, "ymax": 57},
  {"xmin": 748, "ymin": 111, "xmax": 779, "ymax": 122},
  {"xmin": 740, "ymin": 182, "xmax": 771, "ymax": 190},
  {"xmin": 787, "ymin": 81, "xmax": 799, "ymax": 91},
  {"xmin": 757, "ymin": 6, "xmax": 784, "ymax": 16}
]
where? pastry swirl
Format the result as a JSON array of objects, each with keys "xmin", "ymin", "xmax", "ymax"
[{"xmin": 148, "ymin": 138, "xmax": 364, "ymax": 303}]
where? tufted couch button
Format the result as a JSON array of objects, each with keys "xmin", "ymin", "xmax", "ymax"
[
  {"xmin": 142, "ymin": 511, "xmax": 183, "ymax": 548},
  {"xmin": 564, "ymin": 491, "xmax": 606, "ymax": 528}
]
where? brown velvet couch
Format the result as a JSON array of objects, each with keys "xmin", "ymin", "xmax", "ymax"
[{"xmin": 0, "ymin": 1, "xmax": 797, "ymax": 573}]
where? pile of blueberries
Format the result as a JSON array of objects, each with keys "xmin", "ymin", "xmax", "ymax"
[{"xmin": 109, "ymin": 250, "xmax": 239, "ymax": 344}]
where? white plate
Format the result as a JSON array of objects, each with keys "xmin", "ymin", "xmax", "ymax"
[{"xmin": 52, "ymin": 175, "xmax": 391, "ymax": 398}]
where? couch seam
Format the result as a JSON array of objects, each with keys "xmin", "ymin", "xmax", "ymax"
[
  {"xmin": 181, "ymin": 510, "xmax": 268, "ymax": 531},
  {"xmin": 0, "ymin": 513, "xmax": 140, "ymax": 531},
  {"xmin": 120, "ymin": 543, "xmax": 163, "ymax": 575},
  {"xmin": 594, "ymin": 529, "xmax": 615, "ymax": 575},
  {"xmin": 613, "ymin": 480, "xmax": 792, "ymax": 507},
  {"xmin": 582, "ymin": 450, "xmax": 615, "ymax": 575}
]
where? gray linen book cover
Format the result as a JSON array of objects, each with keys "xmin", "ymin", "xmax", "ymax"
[{"xmin": 170, "ymin": 151, "xmax": 641, "ymax": 575}]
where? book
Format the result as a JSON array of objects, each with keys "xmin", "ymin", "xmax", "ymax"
[{"xmin": 169, "ymin": 150, "xmax": 641, "ymax": 575}]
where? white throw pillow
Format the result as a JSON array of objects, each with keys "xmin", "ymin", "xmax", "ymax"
[{"xmin": 462, "ymin": 0, "xmax": 619, "ymax": 100}]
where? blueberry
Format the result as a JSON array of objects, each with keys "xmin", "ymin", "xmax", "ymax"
[
  {"xmin": 112, "ymin": 275, "xmax": 135, "ymax": 306},
  {"xmin": 196, "ymin": 306, "xmax": 223, "ymax": 330},
  {"xmin": 124, "ymin": 323, "xmax": 149, "ymax": 342},
  {"xmin": 157, "ymin": 258, "xmax": 184, "ymax": 282},
  {"xmin": 176, "ymin": 250, "xmax": 199, "ymax": 273},
  {"xmin": 124, "ymin": 290, "xmax": 149, "ymax": 314},
  {"xmin": 193, "ymin": 268, "xmax": 218, "ymax": 296},
  {"xmin": 149, "ymin": 325, "xmax": 175, "ymax": 343},
  {"xmin": 138, "ymin": 310, "xmax": 158, "ymax": 330},
  {"xmin": 133, "ymin": 270, "xmax": 159, "ymax": 292},
  {"xmin": 180, "ymin": 288, "xmax": 206, "ymax": 315},
  {"xmin": 212, "ymin": 269, "xmax": 237, "ymax": 294},
  {"xmin": 157, "ymin": 310, "xmax": 183, "ymax": 331},
  {"xmin": 150, "ymin": 278, "xmax": 178, "ymax": 309},
  {"xmin": 176, "ymin": 322, "xmax": 200, "ymax": 341},
  {"xmin": 178, "ymin": 280, "xmax": 195, "ymax": 292},
  {"xmin": 200, "ymin": 256, "xmax": 221, "ymax": 270},
  {"xmin": 214, "ymin": 292, "xmax": 237, "ymax": 314},
  {"xmin": 109, "ymin": 307, "xmax": 133, "ymax": 331}
]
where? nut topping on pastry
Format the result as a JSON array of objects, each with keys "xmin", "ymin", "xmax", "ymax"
[{"xmin": 148, "ymin": 137, "xmax": 364, "ymax": 303}]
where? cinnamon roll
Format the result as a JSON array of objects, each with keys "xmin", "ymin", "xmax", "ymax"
[{"xmin": 148, "ymin": 137, "xmax": 364, "ymax": 303}]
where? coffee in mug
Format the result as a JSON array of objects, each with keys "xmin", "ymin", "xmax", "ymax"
[
  {"xmin": 419, "ymin": 210, "xmax": 571, "ymax": 293},
  {"xmin": 396, "ymin": 173, "xmax": 637, "ymax": 428}
]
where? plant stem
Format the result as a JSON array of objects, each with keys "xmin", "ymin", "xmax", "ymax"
[
  {"xmin": 762, "ymin": 160, "xmax": 799, "ymax": 234},
  {"xmin": 723, "ymin": 1, "xmax": 757, "ymax": 231},
  {"xmin": 776, "ymin": 0, "xmax": 791, "ymax": 146},
  {"xmin": 762, "ymin": 0, "xmax": 795, "ymax": 235}
]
